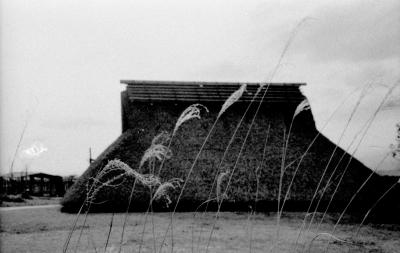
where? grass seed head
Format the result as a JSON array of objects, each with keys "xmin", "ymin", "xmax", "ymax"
[
  {"xmin": 139, "ymin": 144, "xmax": 172, "ymax": 169},
  {"xmin": 293, "ymin": 99, "xmax": 310, "ymax": 118},
  {"xmin": 87, "ymin": 174, "xmax": 129, "ymax": 204},
  {"xmin": 257, "ymin": 83, "xmax": 268, "ymax": 94},
  {"xmin": 129, "ymin": 171, "xmax": 161, "ymax": 187},
  {"xmin": 88, "ymin": 159, "xmax": 162, "ymax": 203},
  {"xmin": 152, "ymin": 178, "xmax": 183, "ymax": 207},
  {"xmin": 218, "ymin": 84, "xmax": 247, "ymax": 118},
  {"xmin": 151, "ymin": 131, "xmax": 171, "ymax": 146},
  {"xmin": 173, "ymin": 104, "xmax": 209, "ymax": 136},
  {"xmin": 259, "ymin": 82, "xmax": 267, "ymax": 89},
  {"xmin": 95, "ymin": 159, "xmax": 132, "ymax": 179},
  {"xmin": 216, "ymin": 170, "xmax": 230, "ymax": 202}
]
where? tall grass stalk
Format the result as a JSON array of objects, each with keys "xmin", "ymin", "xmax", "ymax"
[
  {"xmin": 310, "ymin": 115, "xmax": 381, "ymax": 234},
  {"xmin": 155, "ymin": 104, "xmax": 208, "ymax": 176},
  {"xmin": 155, "ymin": 104, "xmax": 208, "ymax": 177},
  {"xmin": 136, "ymin": 180, "xmax": 182, "ymax": 253},
  {"xmin": 132, "ymin": 104, "xmax": 208, "ymax": 252},
  {"xmin": 292, "ymin": 84, "xmax": 372, "ymax": 252},
  {"xmin": 9, "ymin": 116, "xmax": 30, "ymax": 177},
  {"xmin": 204, "ymin": 83, "xmax": 277, "ymax": 252},
  {"xmin": 81, "ymin": 161, "xmax": 160, "ymax": 253},
  {"xmin": 150, "ymin": 187, "xmax": 158, "ymax": 253},
  {"xmin": 203, "ymin": 18, "xmax": 311, "ymax": 253},
  {"xmin": 315, "ymin": 82, "xmax": 398, "ymax": 236},
  {"xmin": 202, "ymin": 82, "xmax": 282, "ymax": 252},
  {"xmin": 146, "ymin": 158, "xmax": 157, "ymax": 253},
  {"xmin": 75, "ymin": 171, "xmax": 130, "ymax": 253},
  {"xmin": 204, "ymin": 104, "xmax": 269, "ymax": 253},
  {"xmin": 190, "ymin": 198, "xmax": 216, "ymax": 253},
  {"xmin": 314, "ymin": 83, "xmax": 398, "ymax": 253},
  {"xmin": 159, "ymin": 121, "xmax": 218, "ymax": 253},
  {"xmin": 203, "ymin": 80, "xmax": 274, "ymax": 252},
  {"xmin": 298, "ymin": 87, "xmax": 394, "ymax": 252},
  {"xmin": 104, "ymin": 212, "xmax": 115, "ymax": 252},
  {"xmin": 275, "ymin": 128, "xmax": 287, "ymax": 250},
  {"xmin": 275, "ymin": 99, "xmax": 310, "ymax": 248},
  {"xmin": 249, "ymin": 124, "xmax": 270, "ymax": 253},
  {"xmin": 138, "ymin": 191, "xmax": 159, "ymax": 253},
  {"xmin": 279, "ymin": 87, "xmax": 362, "ymax": 226},
  {"xmin": 313, "ymin": 125, "xmax": 386, "ymax": 232},
  {"xmin": 305, "ymin": 84, "xmax": 370, "ymax": 222},
  {"xmin": 298, "ymin": 92, "xmax": 394, "ymax": 252},
  {"xmin": 158, "ymin": 84, "xmax": 246, "ymax": 253},
  {"xmin": 117, "ymin": 179, "xmax": 138, "ymax": 253},
  {"xmin": 63, "ymin": 202, "xmax": 85, "ymax": 253},
  {"xmin": 345, "ymin": 179, "xmax": 399, "ymax": 253},
  {"xmin": 270, "ymin": 17, "xmax": 310, "ymax": 252},
  {"xmin": 353, "ymin": 179, "xmax": 399, "ymax": 239},
  {"xmin": 9, "ymin": 102, "xmax": 38, "ymax": 178},
  {"xmin": 307, "ymin": 233, "xmax": 350, "ymax": 253},
  {"xmin": 190, "ymin": 85, "xmax": 267, "ymax": 251},
  {"xmin": 306, "ymin": 118, "xmax": 374, "ymax": 234},
  {"xmin": 74, "ymin": 209, "xmax": 92, "ymax": 253},
  {"xmin": 194, "ymin": 123, "xmax": 270, "ymax": 253},
  {"xmin": 63, "ymin": 168, "xmax": 107, "ymax": 253},
  {"xmin": 327, "ymin": 153, "xmax": 389, "ymax": 233}
]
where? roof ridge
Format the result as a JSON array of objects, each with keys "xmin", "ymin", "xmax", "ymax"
[{"xmin": 120, "ymin": 80, "xmax": 306, "ymax": 86}]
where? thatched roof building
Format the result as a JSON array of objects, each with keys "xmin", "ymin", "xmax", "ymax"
[{"xmin": 62, "ymin": 80, "xmax": 399, "ymax": 222}]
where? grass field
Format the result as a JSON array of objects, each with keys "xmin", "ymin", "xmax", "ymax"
[
  {"xmin": 1, "ymin": 206, "xmax": 399, "ymax": 253},
  {"xmin": 0, "ymin": 196, "xmax": 62, "ymax": 207}
]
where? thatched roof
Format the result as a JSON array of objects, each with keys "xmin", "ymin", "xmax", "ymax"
[
  {"xmin": 62, "ymin": 80, "xmax": 399, "ymax": 223},
  {"xmin": 121, "ymin": 80, "xmax": 305, "ymax": 103}
]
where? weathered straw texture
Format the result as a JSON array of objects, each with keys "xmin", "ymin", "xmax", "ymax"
[{"xmin": 62, "ymin": 98, "xmax": 399, "ymax": 222}]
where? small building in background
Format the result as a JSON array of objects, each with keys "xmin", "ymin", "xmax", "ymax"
[{"xmin": 1, "ymin": 172, "xmax": 67, "ymax": 197}]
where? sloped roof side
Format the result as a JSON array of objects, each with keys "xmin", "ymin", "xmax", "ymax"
[{"xmin": 121, "ymin": 80, "xmax": 305, "ymax": 103}]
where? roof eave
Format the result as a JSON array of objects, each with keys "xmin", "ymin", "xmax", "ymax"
[{"xmin": 120, "ymin": 80, "xmax": 306, "ymax": 87}]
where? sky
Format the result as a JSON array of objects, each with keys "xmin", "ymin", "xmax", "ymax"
[{"xmin": 1, "ymin": 0, "xmax": 399, "ymax": 177}]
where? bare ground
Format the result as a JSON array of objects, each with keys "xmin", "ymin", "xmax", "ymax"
[
  {"xmin": 0, "ymin": 196, "xmax": 62, "ymax": 207},
  {"xmin": 0, "ymin": 206, "xmax": 399, "ymax": 253}
]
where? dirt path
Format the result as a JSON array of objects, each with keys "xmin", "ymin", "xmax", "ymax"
[{"xmin": 1, "ymin": 209, "xmax": 399, "ymax": 253}]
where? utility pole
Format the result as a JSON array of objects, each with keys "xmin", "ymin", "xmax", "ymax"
[
  {"xmin": 25, "ymin": 165, "xmax": 28, "ymax": 193},
  {"xmin": 89, "ymin": 148, "xmax": 95, "ymax": 164}
]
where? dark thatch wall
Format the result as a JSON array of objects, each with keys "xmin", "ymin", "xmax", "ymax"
[{"xmin": 62, "ymin": 91, "xmax": 399, "ymax": 223}]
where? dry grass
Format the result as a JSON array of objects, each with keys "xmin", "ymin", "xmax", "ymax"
[
  {"xmin": 1, "ymin": 207, "xmax": 400, "ymax": 253},
  {"xmin": 0, "ymin": 196, "xmax": 61, "ymax": 207},
  {"xmin": 173, "ymin": 104, "xmax": 209, "ymax": 136},
  {"xmin": 218, "ymin": 84, "xmax": 247, "ymax": 118},
  {"xmin": 59, "ymin": 17, "xmax": 399, "ymax": 251},
  {"xmin": 140, "ymin": 144, "xmax": 172, "ymax": 169},
  {"xmin": 61, "ymin": 82, "xmax": 399, "ymax": 252},
  {"xmin": 59, "ymin": 81, "xmax": 399, "ymax": 252}
]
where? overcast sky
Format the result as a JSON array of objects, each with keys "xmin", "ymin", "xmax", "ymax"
[{"xmin": 1, "ymin": 0, "xmax": 399, "ymax": 176}]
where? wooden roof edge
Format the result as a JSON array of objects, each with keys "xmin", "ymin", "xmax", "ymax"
[{"xmin": 120, "ymin": 80, "xmax": 306, "ymax": 87}]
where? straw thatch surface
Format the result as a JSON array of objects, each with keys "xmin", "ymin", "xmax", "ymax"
[{"xmin": 62, "ymin": 98, "xmax": 399, "ymax": 223}]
